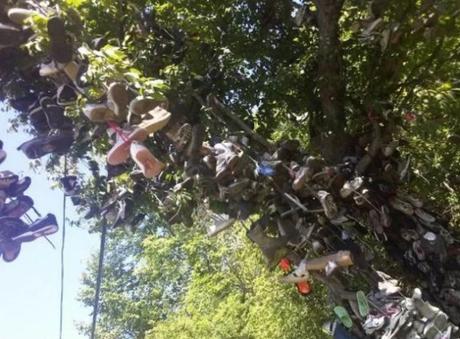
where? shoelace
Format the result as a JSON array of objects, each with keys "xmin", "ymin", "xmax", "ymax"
[{"xmin": 107, "ymin": 120, "xmax": 130, "ymax": 143}]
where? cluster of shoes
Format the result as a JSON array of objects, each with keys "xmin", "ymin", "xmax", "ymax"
[
  {"xmin": 0, "ymin": 7, "xmax": 78, "ymax": 159},
  {"xmin": 321, "ymin": 271, "xmax": 458, "ymax": 338},
  {"xmin": 3, "ymin": 2, "xmax": 460, "ymax": 337},
  {"xmin": 0, "ymin": 142, "xmax": 58, "ymax": 263}
]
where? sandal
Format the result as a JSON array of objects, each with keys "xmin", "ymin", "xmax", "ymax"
[
  {"xmin": 333, "ymin": 305, "xmax": 353, "ymax": 329},
  {"xmin": 356, "ymin": 290, "xmax": 369, "ymax": 317}
]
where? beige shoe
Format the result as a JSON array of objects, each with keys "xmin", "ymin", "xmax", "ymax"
[
  {"xmin": 83, "ymin": 104, "xmax": 116, "ymax": 123},
  {"xmin": 39, "ymin": 61, "xmax": 60, "ymax": 77},
  {"xmin": 129, "ymin": 97, "xmax": 164, "ymax": 116},
  {"xmin": 61, "ymin": 61, "xmax": 79, "ymax": 83},
  {"xmin": 129, "ymin": 106, "xmax": 171, "ymax": 140},
  {"xmin": 107, "ymin": 82, "xmax": 129, "ymax": 120},
  {"xmin": 7, "ymin": 8, "xmax": 37, "ymax": 25}
]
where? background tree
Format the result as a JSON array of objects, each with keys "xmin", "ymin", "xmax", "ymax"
[{"xmin": 1, "ymin": 0, "xmax": 460, "ymax": 338}]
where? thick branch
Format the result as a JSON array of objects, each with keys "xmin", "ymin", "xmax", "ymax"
[{"xmin": 313, "ymin": 0, "xmax": 346, "ymax": 134}]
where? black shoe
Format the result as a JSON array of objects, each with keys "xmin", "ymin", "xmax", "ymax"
[
  {"xmin": 2, "ymin": 195, "xmax": 33, "ymax": 218},
  {"xmin": 0, "ymin": 148, "xmax": 5, "ymax": 165},
  {"xmin": 0, "ymin": 170, "xmax": 18, "ymax": 190},
  {"xmin": 0, "ymin": 216, "xmax": 28, "ymax": 240},
  {"xmin": 17, "ymin": 132, "xmax": 74, "ymax": 159},
  {"xmin": 60, "ymin": 175, "xmax": 78, "ymax": 194},
  {"xmin": 14, "ymin": 213, "xmax": 58, "ymax": 243},
  {"xmin": 29, "ymin": 106, "xmax": 50, "ymax": 133},
  {"xmin": 84, "ymin": 205, "xmax": 99, "ymax": 219},
  {"xmin": 0, "ymin": 240, "xmax": 21, "ymax": 262},
  {"xmin": 41, "ymin": 97, "xmax": 74, "ymax": 130},
  {"xmin": 6, "ymin": 176, "xmax": 31, "ymax": 197},
  {"xmin": 47, "ymin": 17, "xmax": 72, "ymax": 63},
  {"xmin": 56, "ymin": 84, "xmax": 78, "ymax": 106},
  {"xmin": 0, "ymin": 22, "xmax": 24, "ymax": 47},
  {"xmin": 106, "ymin": 163, "xmax": 129, "ymax": 179}
]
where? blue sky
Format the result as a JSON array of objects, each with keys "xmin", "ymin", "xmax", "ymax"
[{"xmin": 0, "ymin": 107, "xmax": 99, "ymax": 339}]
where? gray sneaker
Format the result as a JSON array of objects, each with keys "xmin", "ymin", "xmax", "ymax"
[
  {"xmin": 317, "ymin": 190, "xmax": 338, "ymax": 219},
  {"xmin": 389, "ymin": 197, "xmax": 414, "ymax": 215}
]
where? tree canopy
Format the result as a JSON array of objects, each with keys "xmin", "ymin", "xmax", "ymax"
[{"xmin": 1, "ymin": 0, "xmax": 460, "ymax": 338}]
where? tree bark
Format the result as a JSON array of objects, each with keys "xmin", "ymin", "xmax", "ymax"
[
  {"xmin": 311, "ymin": 0, "xmax": 351, "ymax": 162},
  {"xmin": 314, "ymin": 0, "xmax": 346, "ymax": 132}
]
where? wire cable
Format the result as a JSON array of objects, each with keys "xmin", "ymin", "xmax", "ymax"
[
  {"xmin": 59, "ymin": 156, "xmax": 68, "ymax": 339},
  {"xmin": 90, "ymin": 219, "xmax": 108, "ymax": 339}
]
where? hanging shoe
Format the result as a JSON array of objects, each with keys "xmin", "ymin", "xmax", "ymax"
[
  {"xmin": 7, "ymin": 8, "xmax": 37, "ymax": 26},
  {"xmin": 340, "ymin": 176, "xmax": 364, "ymax": 198},
  {"xmin": 389, "ymin": 197, "xmax": 414, "ymax": 215},
  {"xmin": 13, "ymin": 213, "xmax": 58, "ymax": 242},
  {"xmin": 47, "ymin": 17, "xmax": 72, "ymax": 63},
  {"xmin": 84, "ymin": 205, "xmax": 99, "ymax": 219},
  {"xmin": 0, "ymin": 216, "xmax": 28, "ymax": 240},
  {"xmin": 0, "ymin": 190, "xmax": 7, "ymax": 212},
  {"xmin": 296, "ymin": 281, "xmax": 311, "ymax": 295},
  {"xmin": 83, "ymin": 103, "xmax": 116, "ymax": 123},
  {"xmin": 173, "ymin": 123, "xmax": 192, "ymax": 151},
  {"xmin": 62, "ymin": 61, "xmax": 80, "ymax": 83},
  {"xmin": 6, "ymin": 176, "xmax": 31, "ymax": 197},
  {"xmin": 17, "ymin": 131, "xmax": 74, "ymax": 159},
  {"xmin": 41, "ymin": 97, "xmax": 74, "ymax": 130},
  {"xmin": 0, "ymin": 148, "xmax": 6, "ymax": 165},
  {"xmin": 128, "ymin": 106, "xmax": 172, "ymax": 141},
  {"xmin": 415, "ymin": 208, "xmax": 436, "ymax": 223},
  {"xmin": 317, "ymin": 190, "xmax": 338, "ymax": 219},
  {"xmin": 207, "ymin": 213, "xmax": 236, "ymax": 236},
  {"xmin": 356, "ymin": 291, "xmax": 370, "ymax": 317},
  {"xmin": 3, "ymin": 195, "xmax": 33, "ymax": 218},
  {"xmin": 107, "ymin": 82, "xmax": 129, "ymax": 121},
  {"xmin": 130, "ymin": 141, "xmax": 165, "ymax": 178},
  {"xmin": 112, "ymin": 199, "xmax": 129, "ymax": 228},
  {"xmin": 56, "ymin": 84, "xmax": 78, "ymax": 106},
  {"xmin": 412, "ymin": 288, "xmax": 441, "ymax": 319},
  {"xmin": 106, "ymin": 163, "xmax": 129, "ymax": 179},
  {"xmin": 363, "ymin": 314, "xmax": 386, "ymax": 335},
  {"xmin": 279, "ymin": 259, "xmax": 310, "ymax": 283},
  {"xmin": 39, "ymin": 61, "xmax": 60, "ymax": 77},
  {"xmin": 247, "ymin": 221, "xmax": 289, "ymax": 268},
  {"xmin": 292, "ymin": 166, "xmax": 313, "ymax": 191},
  {"xmin": 0, "ymin": 22, "xmax": 25, "ymax": 47},
  {"xmin": 333, "ymin": 306, "xmax": 353, "ymax": 329},
  {"xmin": 106, "ymin": 129, "xmax": 132, "ymax": 166},
  {"xmin": 129, "ymin": 97, "xmax": 164, "ymax": 116},
  {"xmin": 0, "ymin": 240, "xmax": 21, "ymax": 262},
  {"xmin": 60, "ymin": 175, "xmax": 80, "ymax": 196},
  {"xmin": 29, "ymin": 106, "xmax": 50, "ymax": 133},
  {"xmin": 0, "ymin": 171, "xmax": 19, "ymax": 190}
]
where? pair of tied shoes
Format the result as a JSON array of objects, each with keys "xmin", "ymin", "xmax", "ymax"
[{"xmin": 106, "ymin": 107, "xmax": 171, "ymax": 178}]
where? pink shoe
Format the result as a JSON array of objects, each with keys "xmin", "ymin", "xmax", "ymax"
[
  {"xmin": 107, "ymin": 130, "xmax": 132, "ymax": 166},
  {"xmin": 130, "ymin": 141, "xmax": 164, "ymax": 178}
]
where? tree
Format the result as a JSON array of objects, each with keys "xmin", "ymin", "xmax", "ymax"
[{"xmin": 1, "ymin": 0, "xmax": 460, "ymax": 337}]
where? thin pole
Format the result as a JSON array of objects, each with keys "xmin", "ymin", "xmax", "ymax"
[
  {"xmin": 59, "ymin": 156, "xmax": 68, "ymax": 339},
  {"xmin": 90, "ymin": 220, "xmax": 108, "ymax": 339}
]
